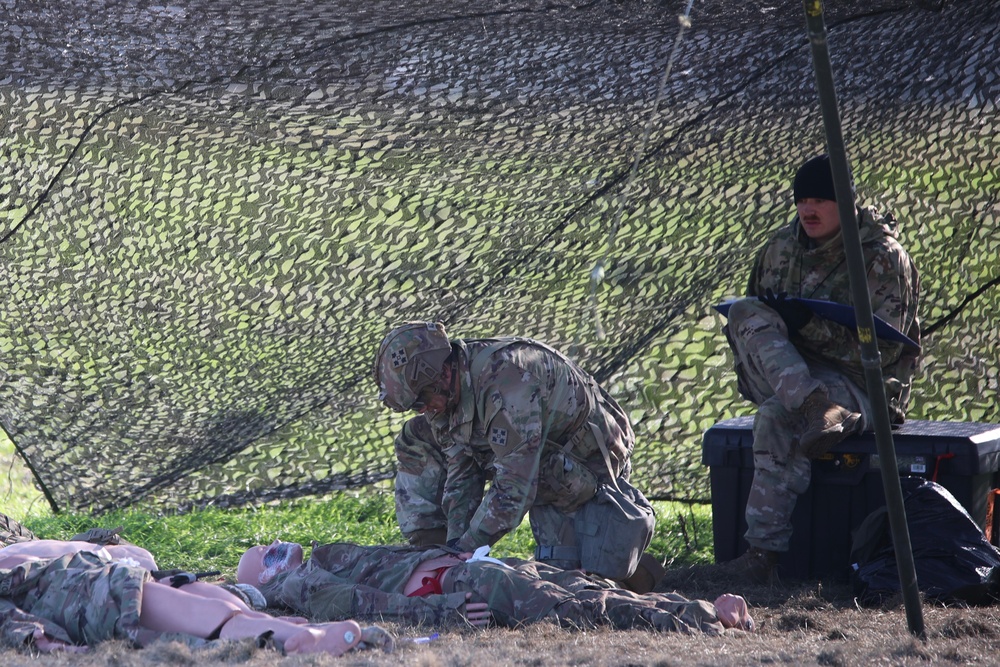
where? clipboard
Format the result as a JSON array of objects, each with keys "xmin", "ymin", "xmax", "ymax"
[{"xmin": 713, "ymin": 297, "xmax": 920, "ymax": 349}]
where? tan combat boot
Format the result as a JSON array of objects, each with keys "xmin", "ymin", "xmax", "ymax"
[
  {"xmin": 799, "ymin": 390, "xmax": 861, "ymax": 458},
  {"xmin": 621, "ymin": 552, "xmax": 667, "ymax": 593},
  {"xmin": 721, "ymin": 546, "xmax": 779, "ymax": 584}
]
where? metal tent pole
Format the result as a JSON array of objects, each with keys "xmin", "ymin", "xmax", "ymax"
[{"xmin": 800, "ymin": 0, "xmax": 925, "ymax": 638}]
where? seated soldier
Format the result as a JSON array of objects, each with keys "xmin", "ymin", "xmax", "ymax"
[
  {"xmin": 0, "ymin": 538, "xmax": 369, "ymax": 655},
  {"xmin": 237, "ymin": 540, "xmax": 754, "ymax": 634}
]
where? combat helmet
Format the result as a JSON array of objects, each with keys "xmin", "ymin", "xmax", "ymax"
[{"xmin": 374, "ymin": 321, "xmax": 453, "ymax": 411}]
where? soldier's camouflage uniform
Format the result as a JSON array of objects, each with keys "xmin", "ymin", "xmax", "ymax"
[
  {"xmin": 395, "ymin": 337, "xmax": 640, "ymax": 566},
  {"xmin": 0, "ymin": 550, "xmax": 148, "ymax": 650},
  {"xmin": 726, "ymin": 207, "xmax": 920, "ymax": 552},
  {"xmin": 394, "ymin": 415, "xmax": 481, "ymax": 540},
  {"xmin": 258, "ymin": 542, "xmax": 724, "ymax": 634}
]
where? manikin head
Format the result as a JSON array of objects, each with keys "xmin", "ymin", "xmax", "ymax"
[{"xmin": 237, "ymin": 540, "xmax": 304, "ymax": 585}]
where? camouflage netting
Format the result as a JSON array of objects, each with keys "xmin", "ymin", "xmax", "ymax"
[{"xmin": 1, "ymin": 0, "xmax": 997, "ymax": 514}]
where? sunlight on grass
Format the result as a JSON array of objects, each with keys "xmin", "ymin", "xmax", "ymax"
[
  {"xmin": 0, "ymin": 432, "xmax": 48, "ymax": 521},
  {"xmin": 14, "ymin": 485, "xmax": 714, "ymax": 577},
  {"xmin": 5, "ymin": 422, "xmax": 713, "ymax": 576}
]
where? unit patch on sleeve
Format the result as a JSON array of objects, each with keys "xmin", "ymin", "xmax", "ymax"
[
  {"xmin": 490, "ymin": 426, "xmax": 508, "ymax": 447},
  {"xmin": 486, "ymin": 412, "xmax": 523, "ymax": 456}
]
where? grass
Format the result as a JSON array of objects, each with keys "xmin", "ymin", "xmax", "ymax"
[
  {"xmin": 9, "ymin": 450, "xmax": 1000, "ymax": 667},
  {"xmin": 0, "ymin": 431, "xmax": 46, "ymax": 520},
  {"xmin": 2, "ymin": 435, "xmax": 714, "ymax": 575}
]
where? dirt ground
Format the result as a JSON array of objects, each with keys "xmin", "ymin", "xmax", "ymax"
[{"xmin": 4, "ymin": 568, "xmax": 1000, "ymax": 667}]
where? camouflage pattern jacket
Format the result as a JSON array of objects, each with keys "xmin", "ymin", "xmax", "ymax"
[
  {"xmin": 1, "ymin": 551, "xmax": 147, "ymax": 649},
  {"xmin": 747, "ymin": 206, "xmax": 921, "ymax": 421},
  {"xmin": 428, "ymin": 338, "xmax": 634, "ymax": 550},
  {"xmin": 258, "ymin": 542, "xmax": 469, "ymax": 625}
]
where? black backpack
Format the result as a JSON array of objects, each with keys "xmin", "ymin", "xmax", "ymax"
[{"xmin": 850, "ymin": 476, "xmax": 1000, "ymax": 606}]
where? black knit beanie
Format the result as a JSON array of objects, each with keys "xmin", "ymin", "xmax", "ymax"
[{"xmin": 793, "ymin": 154, "xmax": 837, "ymax": 202}]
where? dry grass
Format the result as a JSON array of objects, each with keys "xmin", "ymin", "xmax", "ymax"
[
  {"xmin": 5, "ymin": 573, "xmax": 1000, "ymax": 666},
  {"xmin": 7, "ymin": 436, "xmax": 1000, "ymax": 664}
]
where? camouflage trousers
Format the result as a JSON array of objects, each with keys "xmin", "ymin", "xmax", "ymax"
[
  {"xmin": 1, "ymin": 551, "xmax": 148, "ymax": 648},
  {"xmin": 441, "ymin": 559, "xmax": 723, "ymax": 634},
  {"xmin": 726, "ymin": 298, "xmax": 872, "ymax": 552}
]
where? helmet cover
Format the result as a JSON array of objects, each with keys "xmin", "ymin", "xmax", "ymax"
[{"xmin": 374, "ymin": 321, "xmax": 452, "ymax": 411}]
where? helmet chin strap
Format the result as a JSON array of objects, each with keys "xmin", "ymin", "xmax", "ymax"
[{"xmin": 438, "ymin": 358, "xmax": 459, "ymax": 408}]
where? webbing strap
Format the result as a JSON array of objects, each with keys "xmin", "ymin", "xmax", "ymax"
[{"xmin": 535, "ymin": 545, "xmax": 580, "ymax": 562}]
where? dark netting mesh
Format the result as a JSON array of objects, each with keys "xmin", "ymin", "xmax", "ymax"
[{"xmin": 1, "ymin": 0, "xmax": 997, "ymax": 514}]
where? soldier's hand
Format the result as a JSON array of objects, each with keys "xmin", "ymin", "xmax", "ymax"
[
  {"xmin": 462, "ymin": 593, "xmax": 492, "ymax": 627},
  {"xmin": 759, "ymin": 288, "xmax": 813, "ymax": 334}
]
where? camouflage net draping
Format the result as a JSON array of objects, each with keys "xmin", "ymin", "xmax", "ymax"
[{"xmin": 1, "ymin": 0, "xmax": 997, "ymax": 514}]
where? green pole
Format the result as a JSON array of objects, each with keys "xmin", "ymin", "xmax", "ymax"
[{"xmin": 801, "ymin": 0, "xmax": 925, "ymax": 638}]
